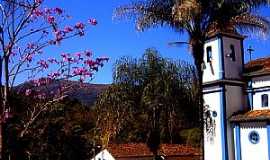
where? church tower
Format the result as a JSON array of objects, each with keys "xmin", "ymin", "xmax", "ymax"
[{"xmin": 203, "ymin": 31, "xmax": 247, "ymax": 160}]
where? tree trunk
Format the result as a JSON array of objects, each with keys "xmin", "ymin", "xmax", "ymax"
[
  {"xmin": 2, "ymin": 56, "xmax": 10, "ymax": 160},
  {"xmin": 0, "ymin": 57, "xmax": 2, "ymax": 160},
  {"xmin": 192, "ymin": 41, "xmax": 205, "ymax": 159}
]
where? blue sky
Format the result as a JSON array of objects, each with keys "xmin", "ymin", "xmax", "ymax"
[{"xmin": 45, "ymin": 1, "xmax": 270, "ymax": 84}]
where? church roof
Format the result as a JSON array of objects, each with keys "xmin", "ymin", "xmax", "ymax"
[
  {"xmin": 107, "ymin": 143, "xmax": 201, "ymax": 159},
  {"xmin": 230, "ymin": 109, "xmax": 270, "ymax": 122},
  {"xmin": 244, "ymin": 57, "xmax": 270, "ymax": 77}
]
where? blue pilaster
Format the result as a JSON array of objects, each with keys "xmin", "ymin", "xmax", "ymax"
[
  {"xmin": 220, "ymin": 86, "xmax": 228, "ymax": 160},
  {"xmin": 235, "ymin": 124, "xmax": 241, "ymax": 160},
  {"xmin": 267, "ymin": 124, "xmax": 270, "ymax": 159}
]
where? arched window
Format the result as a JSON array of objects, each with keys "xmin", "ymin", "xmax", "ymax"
[{"xmin": 262, "ymin": 94, "xmax": 269, "ymax": 107}]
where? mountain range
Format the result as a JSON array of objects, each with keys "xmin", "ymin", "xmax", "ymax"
[{"xmin": 15, "ymin": 80, "xmax": 110, "ymax": 106}]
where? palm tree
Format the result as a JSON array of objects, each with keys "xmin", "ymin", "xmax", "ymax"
[{"xmin": 114, "ymin": 0, "xmax": 270, "ymax": 157}]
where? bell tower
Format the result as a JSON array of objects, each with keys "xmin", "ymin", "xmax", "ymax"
[{"xmin": 203, "ymin": 31, "xmax": 247, "ymax": 160}]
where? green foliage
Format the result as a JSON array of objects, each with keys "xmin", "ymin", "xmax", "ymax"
[
  {"xmin": 6, "ymin": 95, "xmax": 97, "ymax": 160},
  {"xmin": 179, "ymin": 128, "xmax": 201, "ymax": 147},
  {"xmin": 95, "ymin": 48, "xmax": 200, "ymax": 149}
]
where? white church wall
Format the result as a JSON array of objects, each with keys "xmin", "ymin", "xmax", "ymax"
[
  {"xmin": 253, "ymin": 90, "xmax": 270, "ymax": 110},
  {"xmin": 252, "ymin": 76, "xmax": 270, "ymax": 110},
  {"xmin": 222, "ymin": 37, "xmax": 243, "ymax": 80},
  {"xmin": 203, "ymin": 38, "xmax": 222, "ymax": 83},
  {"xmin": 204, "ymin": 89, "xmax": 223, "ymax": 160},
  {"xmin": 240, "ymin": 122, "xmax": 268, "ymax": 160},
  {"xmin": 252, "ymin": 75, "xmax": 270, "ymax": 88}
]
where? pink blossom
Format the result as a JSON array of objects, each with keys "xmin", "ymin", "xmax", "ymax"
[
  {"xmin": 32, "ymin": 9, "xmax": 43, "ymax": 17},
  {"xmin": 54, "ymin": 8, "xmax": 63, "ymax": 15},
  {"xmin": 35, "ymin": 0, "xmax": 42, "ymax": 4},
  {"xmin": 37, "ymin": 60, "xmax": 49, "ymax": 69},
  {"xmin": 25, "ymin": 89, "xmax": 32, "ymax": 96},
  {"xmin": 75, "ymin": 22, "xmax": 84, "ymax": 30},
  {"xmin": 32, "ymin": 78, "xmax": 52, "ymax": 87},
  {"xmin": 64, "ymin": 26, "xmax": 73, "ymax": 33},
  {"xmin": 84, "ymin": 50, "xmax": 92, "ymax": 57},
  {"xmin": 84, "ymin": 59, "xmax": 96, "ymax": 67},
  {"xmin": 75, "ymin": 52, "xmax": 81, "ymax": 58},
  {"xmin": 25, "ymin": 54, "xmax": 33, "ymax": 62},
  {"xmin": 88, "ymin": 19, "xmax": 97, "ymax": 25},
  {"xmin": 61, "ymin": 53, "xmax": 73, "ymax": 62},
  {"xmin": 47, "ymin": 16, "xmax": 55, "ymax": 24},
  {"xmin": 73, "ymin": 68, "xmax": 91, "ymax": 76},
  {"xmin": 44, "ymin": 8, "xmax": 52, "ymax": 14},
  {"xmin": 54, "ymin": 30, "xmax": 64, "ymax": 41},
  {"xmin": 27, "ymin": 43, "xmax": 35, "ymax": 49},
  {"xmin": 48, "ymin": 72, "xmax": 60, "ymax": 79}
]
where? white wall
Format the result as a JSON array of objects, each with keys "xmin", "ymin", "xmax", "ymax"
[
  {"xmin": 252, "ymin": 76, "xmax": 270, "ymax": 88},
  {"xmin": 203, "ymin": 38, "xmax": 222, "ymax": 83},
  {"xmin": 252, "ymin": 76, "xmax": 270, "ymax": 110},
  {"xmin": 222, "ymin": 37, "xmax": 243, "ymax": 80},
  {"xmin": 204, "ymin": 89, "xmax": 223, "ymax": 160},
  {"xmin": 253, "ymin": 91, "xmax": 270, "ymax": 110},
  {"xmin": 91, "ymin": 149, "xmax": 115, "ymax": 160},
  {"xmin": 240, "ymin": 122, "xmax": 268, "ymax": 160}
]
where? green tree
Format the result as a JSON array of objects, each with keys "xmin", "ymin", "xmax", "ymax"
[
  {"xmin": 114, "ymin": 0, "xmax": 270, "ymax": 153},
  {"xmin": 95, "ymin": 48, "xmax": 199, "ymax": 157},
  {"xmin": 6, "ymin": 94, "xmax": 97, "ymax": 160}
]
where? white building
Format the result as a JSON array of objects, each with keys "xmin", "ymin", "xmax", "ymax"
[
  {"xmin": 91, "ymin": 149, "xmax": 115, "ymax": 160},
  {"xmin": 203, "ymin": 30, "xmax": 270, "ymax": 160}
]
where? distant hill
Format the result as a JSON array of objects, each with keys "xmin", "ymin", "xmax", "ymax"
[{"xmin": 15, "ymin": 80, "xmax": 110, "ymax": 106}]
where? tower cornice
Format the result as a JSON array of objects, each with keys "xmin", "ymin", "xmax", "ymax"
[{"xmin": 206, "ymin": 31, "xmax": 247, "ymax": 41}]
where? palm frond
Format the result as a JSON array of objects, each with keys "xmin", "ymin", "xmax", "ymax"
[
  {"xmin": 232, "ymin": 13, "xmax": 270, "ymax": 37},
  {"xmin": 172, "ymin": 0, "xmax": 201, "ymax": 23},
  {"xmin": 226, "ymin": 0, "xmax": 270, "ymax": 9},
  {"xmin": 114, "ymin": 0, "xmax": 186, "ymax": 31}
]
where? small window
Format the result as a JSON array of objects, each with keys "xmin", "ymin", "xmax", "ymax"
[
  {"xmin": 262, "ymin": 94, "xmax": 269, "ymax": 107},
  {"xmin": 249, "ymin": 131, "xmax": 260, "ymax": 144},
  {"xmin": 206, "ymin": 46, "xmax": 212, "ymax": 62},
  {"xmin": 230, "ymin": 45, "xmax": 236, "ymax": 61}
]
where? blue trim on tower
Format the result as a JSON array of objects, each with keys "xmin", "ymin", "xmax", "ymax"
[
  {"xmin": 247, "ymin": 80, "xmax": 254, "ymax": 110},
  {"xmin": 235, "ymin": 124, "xmax": 241, "ymax": 160},
  {"xmin": 267, "ymin": 124, "xmax": 270, "ymax": 159},
  {"xmin": 220, "ymin": 85, "xmax": 228, "ymax": 160}
]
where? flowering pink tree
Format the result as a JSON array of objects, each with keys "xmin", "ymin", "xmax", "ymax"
[{"xmin": 0, "ymin": 0, "xmax": 107, "ymax": 158}]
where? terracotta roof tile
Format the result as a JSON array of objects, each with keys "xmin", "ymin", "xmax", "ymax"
[
  {"xmin": 107, "ymin": 143, "xmax": 201, "ymax": 158},
  {"xmin": 244, "ymin": 57, "xmax": 270, "ymax": 77},
  {"xmin": 230, "ymin": 109, "xmax": 270, "ymax": 122}
]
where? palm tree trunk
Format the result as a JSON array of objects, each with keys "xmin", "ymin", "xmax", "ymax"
[{"xmin": 192, "ymin": 41, "xmax": 204, "ymax": 159}]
